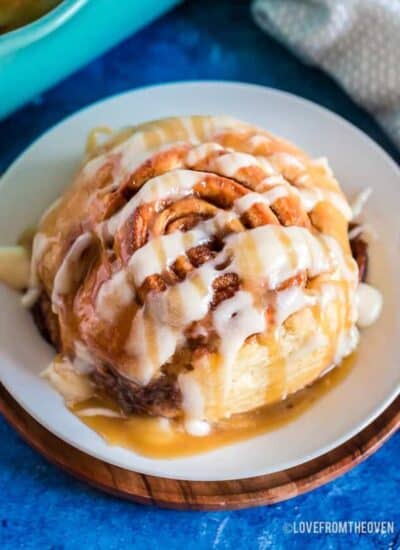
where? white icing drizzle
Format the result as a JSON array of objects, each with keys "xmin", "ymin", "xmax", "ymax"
[
  {"xmin": 178, "ymin": 373, "xmax": 210, "ymax": 436},
  {"xmin": 179, "ymin": 117, "xmax": 201, "ymax": 142},
  {"xmin": 128, "ymin": 227, "xmax": 210, "ymax": 287},
  {"xmin": 125, "ymin": 307, "xmax": 182, "ymax": 384},
  {"xmin": 233, "ymin": 186, "xmax": 289, "ymax": 214},
  {"xmin": 274, "ymin": 286, "xmax": 317, "ymax": 326},
  {"xmin": 263, "ymin": 185, "xmax": 290, "ymax": 204},
  {"xmin": 38, "ymin": 197, "xmax": 62, "ymax": 224},
  {"xmin": 268, "ymin": 152, "xmax": 305, "ymax": 180},
  {"xmin": 213, "ymin": 290, "xmax": 266, "ymax": 403},
  {"xmin": 334, "ymin": 326, "xmax": 360, "ymax": 364},
  {"xmin": 212, "ymin": 152, "xmax": 274, "ymax": 177},
  {"xmin": 97, "ymin": 139, "xmax": 354, "ymax": 244},
  {"xmin": 194, "ymin": 144, "xmax": 352, "ymax": 220},
  {"xmin": 184, "ymin": 420, "xmax": 211, "ymax": 437},
  {"xmin": 297, "ymin": 186, "xmax": 353, "ymax": 220},
  {"xmin": 198, "ymin": 210, "xmax": 238, "ymax": 233},
  {"xmin": 107, "ymin": 170, "xmax": 206, "ymax": 235},
  {"xmin": 84, "ymin": 115, "xmax": 246, "ymax": 182},
  {"xmin": 356, "ymin": 282, "xmax": 383, "ymax": 328},
  {"xmin": 351, "ymin": 187, "xmax": 372, "ymax": 220},
  {"xmin": 296, "ymin": 174, "xmax": 310, "ymax": 185},
  {"xmin": 21, "ymin": 287, "xmax": 42, "ymax": 309},
  {"xmin": 312, "ymin": 157, "xmax": 334, "ymax": 176},
  {"xmin": 208, "ymin": 115, "xmax": 248, "ymax": 134},
  {"xmin": 96, "ymin": 269, "xmax": 135, "ymax": 322},
  {"xmin": 158, "ymin": 417, "xmax": 172, "ymax": 432},
  {"xmin": 147, "ymin": 262, "xmax": 217, "ymax": 328},
  {"xmin": 193, "ymin": 147, "xmax": 352, "ymax": 220},
  {"xmin": 348, "ymin": 224, "xmax": 377, "ymax": 241},
  {"xmin": 33, "ymin": 116, "xmax": 382, "ymax": 434},
  {"xmin": 96, "ymin": 213, "xmax": 238, "ymax": 323},
  {"xmin": 42, "ymin": 358, "xmax": 94, "ymax": 403},
  {"xmin": 317, "ymin": 280, "xmax": 360, "ymax": 364},
  {"xmin": 262, "ymin": 174, "xmax": 287, "ymax": 186},
  {"xmin": 233, "ymin": 192, "xmax": 268, "ymax": 214},
  {"xmin": 52, "ymin": 232, "xmax": 93, "ymax": 313},
  {"xmin": 115, "ymin": 141, "xmax": 174, "ymax": 186},
  {"xmin": 291, "ymin": 331, "xmax": 329, "ymax": 364},
  {"xmin": 22, "ymin": 232, "xmax": 51, "ymax": 307},
  {"xmin": 185, "ymin": 142, "xmax": 224, "ymax": 165},
  {"xmin": 28, "ymin": 232, "xmax": 49, "ymax": 288},
  {"xmin": 248, "ymin": 134, "xmax": 271, "ymax": 148},
  {"xmin": 226, "ymin": 225, "xmax": 337, "ymax": 288},
  {"xmin": 322, "ymin": 232, "xmax": 358, "ymax": 284},
  {"xmin": 74, "ymin": 341, "xmax": 96, "ymax": 374},
  {"xmin": 123, "ymin": 225, "xmax": 349, "ymax": 384},
  {"xmin": 107, "ymin": 154, "xmax": 298, "ymax": 242}
]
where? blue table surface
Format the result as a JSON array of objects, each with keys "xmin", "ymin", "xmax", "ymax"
[{"xmin": 0, "ymin": 2, "xmax": 398, "ymax": 549}]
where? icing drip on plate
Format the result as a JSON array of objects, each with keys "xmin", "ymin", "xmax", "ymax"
[{"xmin": 356, "ymin": 283, "xmax": 383, "ymax": 327}]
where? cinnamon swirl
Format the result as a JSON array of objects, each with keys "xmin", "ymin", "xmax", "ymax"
[{"xmin": 10, "ymin": 115, "xmax": 382, "ymax": 437}]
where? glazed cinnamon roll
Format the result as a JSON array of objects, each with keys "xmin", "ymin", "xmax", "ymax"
[{"xmin": 20, "ymin": 116, "xmax": 382, "ymax": 435}]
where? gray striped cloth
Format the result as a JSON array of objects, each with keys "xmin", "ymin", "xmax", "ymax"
[{"xmin": 252, "ymin": 0, "xmax": 400, "ymax": 148}]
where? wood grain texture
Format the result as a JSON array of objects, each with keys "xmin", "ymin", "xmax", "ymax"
[{"xmin": 0, "ymin": 383, "xmax": 398, "ymax": 510}]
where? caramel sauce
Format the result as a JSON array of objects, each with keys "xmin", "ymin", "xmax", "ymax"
[
  {"xmin": 191, "ymin": 116, "xmax": 207, "ymax": 140},
  {"xmin": 278, "ymin": 230, "xmax": 297, "ymax": 269},
  {"xmin": 153, "ymin": 238, "xmax": 167, "ymax": 269},
  {"xmin": 143, "ymin": 129, "xmax": 162, "ymax": 150},
  {"xmin": 17, "ymin": 226, "xmax": 36, "ymax": 251},
  {"xmin": 143, "ymin": 311, "xmax": 159, "ymax": 367},
  {"xmin": 71, "ymin": 354, "xmax": 355, "ymax": 459},
  {"xmin": 265, "ymin": 332, "xmax": 287, "ymax": 402},
  {"xmin": 190, "ymin": 272, "xmax": 208, "ymax": 296},
  {"xmin": 8, "ymin": 117, "xmax": 361, "ymax": 461},
  {"xmin": 236, "ymin": 232, "xmax": 263, "ymax": 277},
  {"xmin": 0, "ymin": 0, "xmax": 61, "ymax": 34}
]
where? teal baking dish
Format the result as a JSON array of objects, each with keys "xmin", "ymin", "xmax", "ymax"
[{"xmin": 0, "ymin": 0, "xmax": 180, "ymax": 120}]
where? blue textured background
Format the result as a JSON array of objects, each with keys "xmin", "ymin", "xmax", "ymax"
[{"xmin": 0, "ymin": 2, "xmax": 398, "ymax": 548}]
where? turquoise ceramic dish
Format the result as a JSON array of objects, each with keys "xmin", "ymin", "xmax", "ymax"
[{"xmin": 0, "ymin": 0, "xmax": 180, "ymax": 120}]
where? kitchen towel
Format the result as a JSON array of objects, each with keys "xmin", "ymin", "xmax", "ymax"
[{"xmin": 252, "ymin": 0, "xmax": 400, "ymax": 149}]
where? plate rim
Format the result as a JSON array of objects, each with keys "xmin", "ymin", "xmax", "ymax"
[
  {"xmin": 1, "ymin": 80, "xmax": 399, "ymax": 481},
  {"xmin": 1, "ymin": 383, "xmax": 398, "ymax": 509}
]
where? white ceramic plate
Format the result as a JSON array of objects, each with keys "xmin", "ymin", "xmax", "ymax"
[{"xmin": 0, "ymin": 82, "xmax": 399, "ymax": 481}]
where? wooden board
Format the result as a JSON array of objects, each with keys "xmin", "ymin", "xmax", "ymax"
[{"xmin": 0, "ymin": 384, "xmax": 398, "ymax": 510}]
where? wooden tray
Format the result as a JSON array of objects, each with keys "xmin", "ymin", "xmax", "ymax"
[{"xmin": 0, "ymin": 384, "xmax": 398, "ymax": 510}]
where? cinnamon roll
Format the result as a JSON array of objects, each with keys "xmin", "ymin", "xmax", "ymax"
[{"xmin": 12, "ymin": 116, "xmax": 382, "ymax": 436}]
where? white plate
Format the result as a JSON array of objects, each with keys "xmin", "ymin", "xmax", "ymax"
[{"xmin": 0, "ymin": 82, "xmax": 399, "ymax": 481}]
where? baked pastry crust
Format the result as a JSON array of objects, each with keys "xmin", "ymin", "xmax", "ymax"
[{"xmin": 28, "ymin": 116, "xmax": 361, "ymax": 426}]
